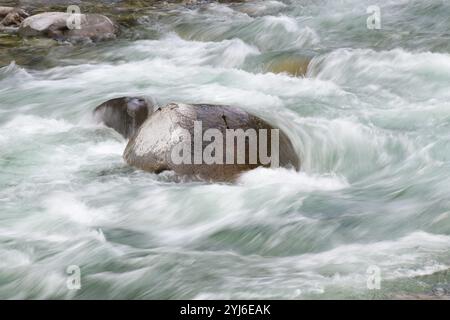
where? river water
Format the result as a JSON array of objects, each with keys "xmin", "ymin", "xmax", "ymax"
[{"xmin": 0, "ymin": 0, "xmax": 449, "ymax": 299}]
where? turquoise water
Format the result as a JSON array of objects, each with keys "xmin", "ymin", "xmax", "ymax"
[{"xmin": 0, "ymin": 0, "xmax": 449, "ymax": 299}]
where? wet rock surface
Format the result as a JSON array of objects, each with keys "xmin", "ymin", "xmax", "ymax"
[
  {"xmin": 124, "ymin": 103, "xmax": 300, "ymax": 181},
  {"xmin": 94, "ymin": 97, "xmax": 153, "ymax": 139},
  {"xmin": 0, "ymin": 6, "xmax": 29, "ymax": 27}
]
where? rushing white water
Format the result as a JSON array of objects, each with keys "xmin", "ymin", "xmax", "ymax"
[{"xmin": 0, "ymin": 0, "xmax": 449, "ymax": 299}]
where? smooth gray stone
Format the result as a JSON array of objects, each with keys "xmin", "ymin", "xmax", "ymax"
[{"xmin": 124, "ymin": 103, "xmax": 300, "ymax": 181}]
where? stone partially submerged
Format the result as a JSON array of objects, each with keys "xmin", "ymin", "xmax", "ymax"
[
  {"xmin": 94, "ymin": 97, "xmax": 153, "ymax": 139},
  {"xmin": 18, "ymin": 12, "xmax": 117, "ymax": 42},
  {"xmin": 123, "ymin": 103, "xmax": 300, "ymax": 181}
]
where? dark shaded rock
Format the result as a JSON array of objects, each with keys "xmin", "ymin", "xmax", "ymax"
[
  {"xmin": 94, "ymin": 97, "xmax": 153, "ymax": 139},
  {"xmin": 18, "ymin": 12, "xmax": 117, "ymax": 42},
  {"xmin": 124, "ymin": 103, "xmax": 300, "ymax": 181}
]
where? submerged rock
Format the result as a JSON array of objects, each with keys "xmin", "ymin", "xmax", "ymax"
[
  {"xmin": 266, "ymin": 55, "xmax": 311, "ymax": 77},
  {"xmin": 18, "ymin": 12, "xmax": 117, "ymax": 42},
  {"xmin": 124, "ymin": 103, "xmax": 300, "ymax": 181},
  {"xmin": 94, "ymin": 97, "xmax": 153, "ymax": 139}
]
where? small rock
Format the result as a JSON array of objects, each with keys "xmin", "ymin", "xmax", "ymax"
[
  {"xmin": 0, "ymin": 7, "xmax": 29, "ymax": 27},
  {"xmin": 94, "ymin": 97, "xmax": 153, "ymax": 139},
  {"xmin": 266, "ymin": 55, "xmax": 311, "ymax": 77}
]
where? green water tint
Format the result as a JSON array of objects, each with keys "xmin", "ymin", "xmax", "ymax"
[{"xmin": 0, "ymin": 0, "xmax": 449, "ymax": 299}]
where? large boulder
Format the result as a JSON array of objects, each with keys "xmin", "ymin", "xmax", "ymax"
[
  {"xmin": 124, "ymin": 103, "xmax": 300, "ymax": 181},
  {"xmin": 18, "ymin": 12, "xmax": 116, "ymax": 41},
  {"xmin": 94, "ymin": 97, "xmax": 153, "ymax": 139}
]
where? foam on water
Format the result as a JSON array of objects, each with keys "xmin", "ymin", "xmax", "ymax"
[{"xmin": 308, "ymin": 48, "xmax": 450, "ymax": 101}]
